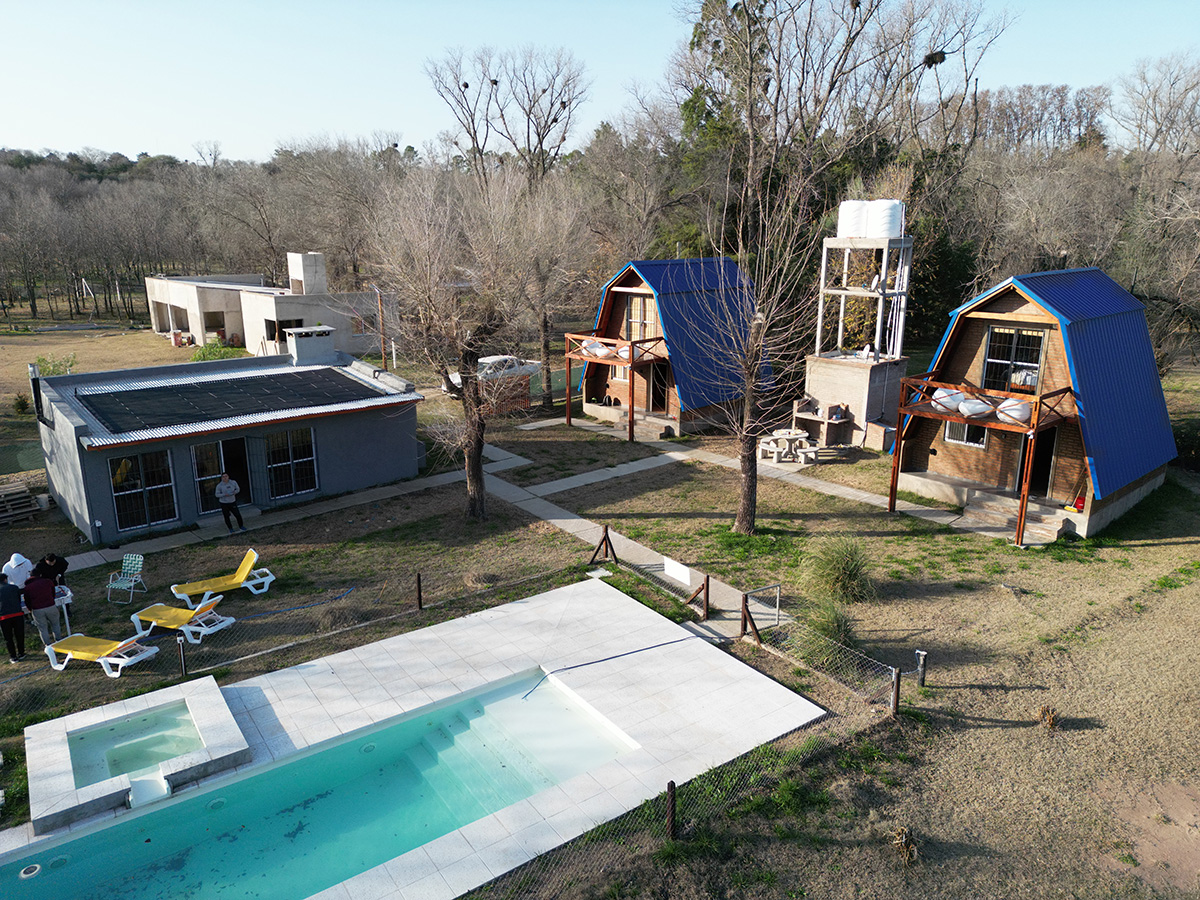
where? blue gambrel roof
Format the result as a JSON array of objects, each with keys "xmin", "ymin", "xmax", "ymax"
[
  {"xmin": 595, "ymin": 258, "xmax": 757, "ymax": 411},
  {"xmin": 933, "ymin": 267, "xmax": 1176, "ymax": 499}
]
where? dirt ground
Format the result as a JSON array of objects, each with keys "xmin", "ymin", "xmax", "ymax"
[
  {"xmin": 548, "ymin": 458, "xmax": 1200, "ymax": 899},
  {"xmin": 3, "ymin": 334, "xmax": 1198, "ymax": 898}
]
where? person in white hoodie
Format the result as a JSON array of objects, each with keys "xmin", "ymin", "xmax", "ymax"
[
  {"xmin": 214, "ymin": 473, "xmax": 247, "ymax": 534},
  {"xmin": 2, "ymin": 553, "xmax": 33, "ymax": 588}
]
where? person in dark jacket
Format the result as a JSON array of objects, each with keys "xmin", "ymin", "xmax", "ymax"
[
  {"xmin": 31, "ymin": 552, "xmax": 69, "ymax": 586},
  {"xmin": 23, "ymin": 574, "xmax": 62, "ymax": 646},
  {"xmin": 0, "ymin": 573, "xmax": 25, "ymax": 663}
]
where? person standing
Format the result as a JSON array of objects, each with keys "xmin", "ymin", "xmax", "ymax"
[
  {"xmin": 2, "ymin": 553, "xmax": 33, "ymax": 588},
  {"xmin": 0, "ymin": 573, "xmax": 25, "ymax": 663},
  {"xmin": 23, "ymin": 574, "xmax": 63, "ymax": 646},
  {"xmin": 32, "ymin": 552, "xmax": 69, "ymax": 586},
  {"xmin": 215, "ymin": 472, "xmax": 247, "ymax": 534}
]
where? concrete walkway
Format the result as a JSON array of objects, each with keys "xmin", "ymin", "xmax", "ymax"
[{"xmin": 61, "ymin": 418, "xmax": 983, "ymax": 641}]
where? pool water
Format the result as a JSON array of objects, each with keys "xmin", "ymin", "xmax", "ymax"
[
  {"xmin": 68, "ymin": 700, "xmax": 204, "ymax": 789},
  {"xmin": 3, "ymin": 669, "xmax": 633, "ymax": 900}
]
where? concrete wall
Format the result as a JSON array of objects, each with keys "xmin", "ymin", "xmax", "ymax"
[
  {"xmin": 241, "ymin": 292, "xmax": 376, "ymax": 357},
  {"xmin": 66, "ymin": 403, "xmax": 423, "ymax": 546},
  {"xmin": 805, "ymin": 353, "xmax": 908, "ymax": 443}
]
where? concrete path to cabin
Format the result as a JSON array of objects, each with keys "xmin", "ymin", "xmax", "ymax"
[{"xmin": 59, "ymin": 417, "xmax": 986, "ymax": 641}]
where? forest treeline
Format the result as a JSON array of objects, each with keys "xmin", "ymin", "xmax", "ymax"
[{"xmin": 1, "ymin": 1, "xmax": 1197, "ymax": 372}]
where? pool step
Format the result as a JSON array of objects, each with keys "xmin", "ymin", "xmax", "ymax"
[
  {"xmin": 127, "ymin": 769, "xmax": 171, "ymax": 808},
  {"xmin": 406, "ymin": 711, "xmax": 556, "ymax": 818},
  {"xmin": 440, "ymin": 715, "xmax": 552, "ymax": 803},
  {"xmin": 403, "ymin": 743, "xmax": 490, "ymax": 821},
  {"xmin": 450, "ymin": 711, "xmax": 555, "ymax": 793}
]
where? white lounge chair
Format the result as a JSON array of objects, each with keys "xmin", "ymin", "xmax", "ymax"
[
  {"xmin": 131, "ymin": 597, "xmax": 235, "ymax": 644},
  {"xmin": 45, "ymin": 634, "xmax": 159, "ymax": 678},
  {"xmin": 170, "ymin": 548, "xmax": 275, "ymax": 608}
]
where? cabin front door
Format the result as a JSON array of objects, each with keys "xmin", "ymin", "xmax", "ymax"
[
  {"xmin": 648, "ymin": 363, "xmax": 669, "ymax": 414},
  {"xmin": 1018, "ymin": 427, "xmax": 1057, "ymax": 498}
]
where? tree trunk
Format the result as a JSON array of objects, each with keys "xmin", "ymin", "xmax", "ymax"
[
  {"xmin": 734, "ymin": 428, "xmax": 758, "ymax": 535},
  {"xmin": 539, "ymin": 311, "xmax": 553, "ymax": 409},
  {"xmin": 462, "ymin": 384, "xmax": 489, "ymax": 520}
]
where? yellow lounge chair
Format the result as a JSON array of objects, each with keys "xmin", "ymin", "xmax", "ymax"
[
  {"xmin": 131, "ymin": 597, "xmax": 235, "ymax": 644},
  {"xmin": 170, "ymin": 548, "xmax": 275, "ymax": 609},
  {"xmin": 45, "ymin": 634, "xmax": 159, "ymax": 678}
]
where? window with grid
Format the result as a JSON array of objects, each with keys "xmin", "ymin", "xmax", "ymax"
[
  {"xmin": 983, "ymin": 327, "xmax": 1043, "ymax": 393},
  {"xmin": 944, "ymin": 421, "xmax": 987, "ymax": 448},
  {"xmin": 267, "ymin": 428, "xmax": 318, "ymax": 499},
  {"xmin": 109, "ymin": 451, "xmax": 178, "ymax": 531},
  {"xmin": 616, "ymin": 295, "xmax": 655, "ymax": 381}
]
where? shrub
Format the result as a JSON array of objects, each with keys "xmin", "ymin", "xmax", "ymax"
[
  {"xmin": 806, "ymin": 598, "xmax": 859, "ymax": 649},
  {"xmin": 34, "ymin": 352, "xmax": 76, "ymax": 376},
  {"xmin": 804, "ymin": 535, "xmax": 876, "ymax": 602},
  {"xmin": 191, "ymin": 343, "xmax": 246, "ymax": 362},
  {"xmin": 12, "ymin": 392, "xmax": 30, "ymax": 414}
]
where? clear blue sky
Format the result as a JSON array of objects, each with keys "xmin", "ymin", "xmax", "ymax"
[{"xmin": 1, "ymin": 0, "xmax": 1195, "ymax": 163}]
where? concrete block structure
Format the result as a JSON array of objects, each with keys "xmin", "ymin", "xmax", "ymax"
[
  {"xmin": 145, "ymin": 252, "xmax": 381, "ymax": 357},
  {"xmin": 30, "ymin": 328, "xmax": 424, "ymax": 546}
]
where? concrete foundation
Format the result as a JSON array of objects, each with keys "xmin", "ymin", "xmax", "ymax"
[{"xmin": 804, "ymin": 353, "xmax": 907, "ymax": 445}]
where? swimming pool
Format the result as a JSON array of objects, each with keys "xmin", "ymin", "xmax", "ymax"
[
  {"xmin": 68, "ymin": 700, "xmax": 204, "ymax": 789},
  {"xmin": 2, "ymin": 668, "xmax": 634, "ymax": 900}
]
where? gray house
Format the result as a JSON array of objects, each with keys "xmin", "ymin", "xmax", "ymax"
[{"xmin": 31, "ymin": 327, "xmax": 424, "ymax": 546}]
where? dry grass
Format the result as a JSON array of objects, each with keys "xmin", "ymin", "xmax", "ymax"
[{"xmin": 486, "ymin": 421, "xmax": 662, "ymax": 486}]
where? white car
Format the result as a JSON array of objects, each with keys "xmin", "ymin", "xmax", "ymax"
[{"xmin": 444, "ymin": 355, "xmax": 542, "ymax": 393}]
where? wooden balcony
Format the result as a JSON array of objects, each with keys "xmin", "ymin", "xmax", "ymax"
[
  {"xmin": 564, "ymin": 332, "xmax": 669, "ymax": 442},
  {"xmin": 889, "ymin": 372, "xmax": 1077, "ymax": 547},
  {"xmin": 564, "ymin": 332, "xmax": 667, "ymax": 367},
  {"xmin": 895, "ymin": 372, "xmax": 1074, "ymax": 435}
]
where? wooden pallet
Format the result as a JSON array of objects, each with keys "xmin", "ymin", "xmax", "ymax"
[{"xmin": 0, "ymin": 482, "xmax": 39, "ymax": 526}]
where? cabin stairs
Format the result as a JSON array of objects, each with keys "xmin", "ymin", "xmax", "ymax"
[{"xmin": 959, "ymin": 491, "xmax": 1070, "ymax": 546}]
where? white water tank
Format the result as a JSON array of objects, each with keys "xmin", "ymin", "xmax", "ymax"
[
  {"xmin": 836, "ymin": 200, "xmax": 869, "ymax": 238},
  {"xmin": 866, "ymin": 199, "xmax": 905, "ymax": 238}
]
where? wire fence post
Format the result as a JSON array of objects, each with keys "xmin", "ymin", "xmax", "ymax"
[
  {"xmin": 176, "ymin": 633, "xmax": 187, "ymax": 678},
  {"xmin": 916, "ymin": 650, "xmax": 928, "ymax": 687},
  {"xmin": 702, "ymin": 575, "xmax": 709, "ymax": 621},
  {"xmin": 890, "ymin": 666, "xmax": 900, "ymax": 715},
  {"xmin": 589, "ymin": 525, "xmax": 619, "ymax": 566},
  {"xmin": 416, "ymin": 573, "xmax": 423, "ymax": 611},
  {"xmin": 666, "ymin": 780, "xmax": 676, "ymax": 841}
]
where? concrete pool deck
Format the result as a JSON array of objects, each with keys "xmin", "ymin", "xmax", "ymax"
[{"xmin": 2, "ymin": 578, "xmax": 825, "ymax": 900}]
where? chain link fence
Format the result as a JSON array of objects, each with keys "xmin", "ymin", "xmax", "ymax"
[
  {"xmin": 460, "ymin": 620, "xmax": 895, "ymax": 899},
  {"xmin": 1, "ymin": 556, "xmax": 896, "ymax": 898}
]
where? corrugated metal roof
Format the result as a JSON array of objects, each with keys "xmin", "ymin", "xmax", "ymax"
[
  {"xmin": 79, "ymin": 394, "xmax": 419, "ymax": 449},
  {"xmin": 931, "ymin": 268, "xmax": 1175, "ymax": 499},
  {"xmin": 593, "ymin": 258, "xmax": 758, "ymax": 411}
]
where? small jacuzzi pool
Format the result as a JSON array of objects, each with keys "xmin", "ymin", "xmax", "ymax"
[
  {"xmin": 23, "ymin": 677, "xmax": 251, "ymax": 833},
  {"xmin": 68, "ymin": 700, "xmax": 205, "ymax": 789}
]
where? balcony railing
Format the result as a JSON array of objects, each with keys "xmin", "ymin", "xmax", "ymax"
[
  {"xmin": 896, "ymin": 372, "xmax": 1074, "ymax": 434},
  {"xmin": 564, "ymin": 332, "xmax": 667, "ymax": 366}
]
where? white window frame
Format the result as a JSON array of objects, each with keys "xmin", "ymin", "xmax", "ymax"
[
  {"xmin": 944, "ymin": 420, "xmax": 987, "ymax": 448},
  {"xmin": 983, "ymin": 326, "xmax": 1043, "ymax": 394}
]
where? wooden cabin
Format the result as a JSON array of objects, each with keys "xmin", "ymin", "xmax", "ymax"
[
  {"xmin": 888, "ymin": 268, "xmax": 1176, "ymax": 544},
  {"xmin": 565, "ymin": 259, "xmax": 754, "ymax": 440}
]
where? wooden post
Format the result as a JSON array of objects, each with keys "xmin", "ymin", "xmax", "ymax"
[
  {"xmin": 628, "ymin": 360, "xmax": 635, "ymax": 442},
  {"xmin": 890, "ymin": 667, "xmax": 900, "ymax": 715},
  {"xmin": 740, "ymin": 594, "xmax": 762, "ymax": 646},
  {"xmin": 916, "ymin": 650, "xmax": 928, "ymax": 687},
  {"xmin": 888, "ymin": 386, "xmax": 905, "ymax": 512},
  {"xmin": 702, "ymin": 574, "xmax": 709, "ymax": 621},
  {"xmin": 416, "ymin": 573, "xmax": 423, "ymax": 610},
  {"xmin": 565, "ymin": 355, "xmax": 572, "ymax": 427},
  {"xmin": 666, "ymin": 780, "xmax": 676, "ymax": 841},
  {"xmin": 589, "ymin": 525, "xmax": 619, "ymax": 566}
]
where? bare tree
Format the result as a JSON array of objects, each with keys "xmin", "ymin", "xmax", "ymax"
[
  {"xmin": 675, "ymin": 0, "xmax": 1001, "ymax": 534},
  {"xmin": 370, "ymin": 163, "xmax": 525, "ymax": 520}
]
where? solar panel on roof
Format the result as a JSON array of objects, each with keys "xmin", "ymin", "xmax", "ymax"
[{"xmin": 79, "ymin": 369, "xmax": 384, "ymax": 434}]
